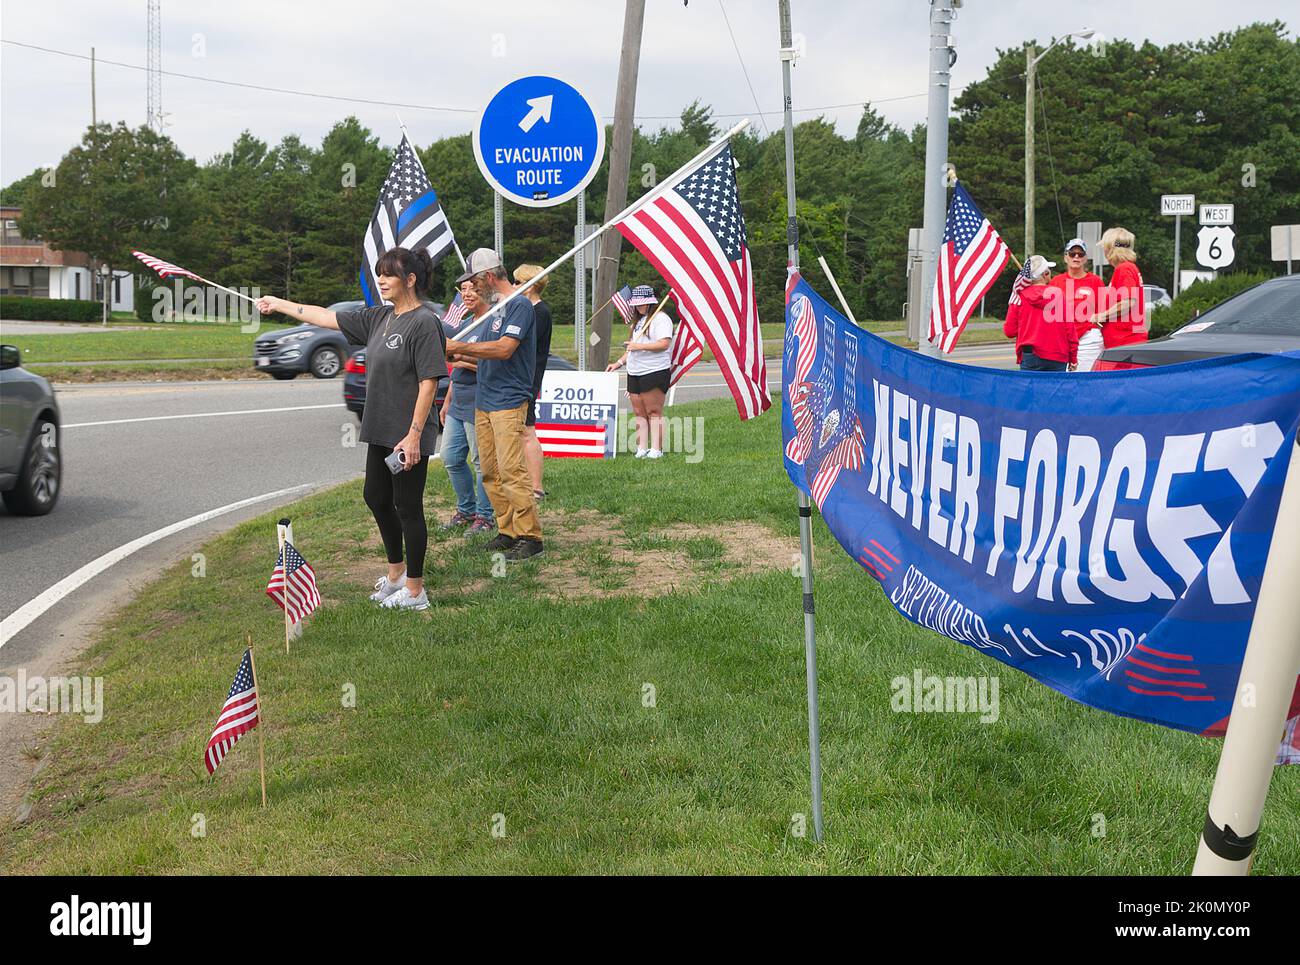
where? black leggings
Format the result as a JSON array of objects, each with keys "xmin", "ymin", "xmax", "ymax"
[{"xmin": 363, "ymin": 444, "xmax": 429, "ymax": 579}]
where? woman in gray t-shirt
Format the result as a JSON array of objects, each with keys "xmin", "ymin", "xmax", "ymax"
[{"xmin": 255, "ymin": 246, "xmax": 446, "ymax": 612}]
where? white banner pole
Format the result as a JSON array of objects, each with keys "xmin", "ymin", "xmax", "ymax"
[{"xmin": 1193, "ymin": 433, "xmax": 1300, "ymax": 875}]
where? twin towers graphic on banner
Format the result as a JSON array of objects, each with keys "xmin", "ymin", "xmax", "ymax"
[{"xmin": 783, "ymin": 293, "xmax": 866, "ymax": 510}]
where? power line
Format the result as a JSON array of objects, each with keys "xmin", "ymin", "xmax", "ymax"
[
  {"xmin": 1, "ymin": 37, "xmax": 925, "ymax": 126},
  {"xmin": 716, "ymin": 0, "xmax": 771, "ymax": 136},
  {"xmin": 1035, "ymin": 70, "xmax": 1066, "ymax": 251}
]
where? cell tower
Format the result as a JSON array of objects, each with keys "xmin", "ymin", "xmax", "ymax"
[{"xmin": 146, "ymin": 0, "xmax": 163, "ymax": 130}]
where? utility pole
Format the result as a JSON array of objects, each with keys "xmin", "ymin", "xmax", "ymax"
[
  {"xmin": 1024, "ymin": 42, "xmax": 1036, "ymax": 260},
  {"xmin": 1023, "ymin": 31, "xmax": 1093, "ymax": 260},
  {"xmin": 917, "ymin": 0, "xmax": 955, "ymax": 358},
  {"xmin": 91, "ymin": 46, "xmax": 97, "ymax": 130},
  {"xmin": 146, "ymin": 0, "xmax": 163, "ymax": 131},
  {"xmin": 589, "ymin": 0, "xmax": 646, "ymax": 372}
]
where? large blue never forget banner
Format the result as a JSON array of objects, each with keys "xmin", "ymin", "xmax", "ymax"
[{"xmin": 781, "ymin": 273, "xmax": 1300, "ymax": 738}]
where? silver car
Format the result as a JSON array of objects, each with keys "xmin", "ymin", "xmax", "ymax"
[{"xmin": 0, "ymin": 343, "xmax": 60, "ymax": 515}]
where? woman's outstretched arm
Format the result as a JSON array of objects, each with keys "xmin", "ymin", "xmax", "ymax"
[{"xmin": 256, "ymin": 295, "xmax": 340, "ymax": 330}]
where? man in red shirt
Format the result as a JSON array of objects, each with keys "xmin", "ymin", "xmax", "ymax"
[
  {"xmin": 1048, "ymin": 237, "xmax": 1105, "ymax": 371},
  {"xmin": 1003, "ymin": 255, "xmax": 1078, "ymax": 371}
]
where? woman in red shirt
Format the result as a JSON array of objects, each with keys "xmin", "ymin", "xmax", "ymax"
[
  {"xmin": 1003, "ymin": 255, "xmax": 1078, "ymax": 371},
  {"xmin": 1091, "ymin": 226, "xmax": 1148, "ymax": 348}
]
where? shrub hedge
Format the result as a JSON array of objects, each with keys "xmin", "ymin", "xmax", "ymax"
[{"xmin": 0, "ymin": 295, "xmax": 103, "ymax": 323}]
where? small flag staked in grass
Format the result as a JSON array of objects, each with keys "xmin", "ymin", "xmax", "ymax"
[
  {"xmin": 204, "ymin": 649, "xmax": 259, "ymax": 775},
  {"xmin": 266, "ymin": 540, "xmax": 321, "ymax": 625}
]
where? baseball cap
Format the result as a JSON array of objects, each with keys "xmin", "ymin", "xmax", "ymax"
[
  {"xmin": 1064, "ymin": 237, "xmax": 1088, "ymax": 254},
  {"xmin": 1027, "ymin": 255, "xmax": 1056, "ymax": 277},
  {"xmin": 456, "ymin": 247, "xmax": 503, "ymax": 284},
  {"xmin": 627, "ymin": 285, "xmax": 658, "ymax": 306}
]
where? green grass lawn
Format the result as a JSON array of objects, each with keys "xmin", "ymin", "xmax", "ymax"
[
  {"xmin": 7, "ymin": 322, "xmax": 264, "ymax": 365},
  {"xmin": 5, "ymin": 397, "xmax": 1289, "ymax": 875}
]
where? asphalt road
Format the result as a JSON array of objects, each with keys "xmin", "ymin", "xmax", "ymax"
[
  {"xmin": 0, "ymin": 340, "xmax": 1014, "ymax": 664},
  {"xmin": 0, "ymin": 377, "xmax": 363, "ymax": 663}
]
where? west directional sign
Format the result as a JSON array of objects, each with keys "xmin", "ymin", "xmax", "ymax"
[{"xmin": 473, "ymin": 75, "xmax": 605, "ymax": 208}]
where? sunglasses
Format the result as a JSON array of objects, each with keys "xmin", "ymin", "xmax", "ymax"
[{"xmin": 1066, "ymin": 250, "xmax": 1087, "ymax": 257}]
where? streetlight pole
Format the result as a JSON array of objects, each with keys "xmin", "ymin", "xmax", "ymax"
[{"xmin": 1024, "ymin": 30, "xmax": 1093, "ymax": 260}]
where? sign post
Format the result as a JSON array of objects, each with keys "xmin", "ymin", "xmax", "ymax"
[
  {"xmin": 1271, "ymin": 224, "xmax": 1300, "ymax": 275},
  {"xmin": 1077, "ymin": 220, "xmax": 1102, "ymax": 277},
  {"xmin": 1161, "ymin": 194, "xmax": 1194, "ymax": 298},
  {"xmin": 474, "ymin": 74, "xmax": 606, "ymax": 367}
]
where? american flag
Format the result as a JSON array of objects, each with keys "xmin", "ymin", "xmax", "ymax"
[
  {"xmin": 204, "ymin": 649, "xmax": 259, "ymax": 775},
  {"xmin": 928, "ymin": 183, "xmax": 1011, "ymax": 354},
  {"xmin": 612, "ymin": 285, "xmax": 634, "ymax": 324},
  {"xmin": 536, "ymin": 422, "xmax": 609, "ymax": 459},
  {"xmin": 360, "ymin": 134, "xmax": 456, "ymax": 306},
  {"xmin": 266, "ymin": 540, "xmax": 321, "ymax": 624},
  {"xmin": 669, "ymin": 298, "xmax": 704, "ymax": 388},
  {"xmin": 442, "ymin": 293, "xmax": 468, "ymax": 327},
  {"xmin": 132, "ymin": 249, "xmax": 202, "ymax": 282},
  {"xmin": 1007, "ymin": 261, "xmax": 1034, "ymax": 306},
  {"xmin": 615, "ymin": 145, "xmax": 770, "ymax": 420}
]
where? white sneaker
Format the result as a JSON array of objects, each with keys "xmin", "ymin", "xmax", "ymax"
[
  {"xmin": 645, "ymin": 449, "xmax": 664, "ymax": 459},
  {"xmin": 380, "ymin": 586, "xmax": 429, "ymax": 611},
  {"xmin": 369, "ymin": 570, "xmax": 406, "ymax": 602},
  {"xmin": 634, "ymin": 448, "xmax": 649, "ymax": 458}
]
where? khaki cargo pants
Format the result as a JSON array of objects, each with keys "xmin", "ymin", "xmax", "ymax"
[{"xmin": 475, "ymin": 402, "xmax": 543, "ymax": 542}]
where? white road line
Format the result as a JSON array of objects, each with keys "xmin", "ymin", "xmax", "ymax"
[
  {"xmin": 64, "ymin": 403, "xmax": 346, "ymax": 428},
  {"xmin": 0, "ymin": 484, "xmax": 316, "ymax": 647}
]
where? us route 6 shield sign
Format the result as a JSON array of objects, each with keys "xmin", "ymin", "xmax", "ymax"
[{"xmin": 1196, "ymin": 225, "xmax": 1236, "ymax": 269}]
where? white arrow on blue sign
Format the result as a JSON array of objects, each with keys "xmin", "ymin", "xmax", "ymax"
[{"xmin": 473, "ymin": 75, "xmax": 606, "ymax": 208}]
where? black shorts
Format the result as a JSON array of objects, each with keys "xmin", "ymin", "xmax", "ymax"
[
  {"xmin": 526, "ymin": 396, "xmax": 537, "ymax": 426},
  {"xmin": 626, "ymin": 369, "xmax": 670, "ymax": 395}
]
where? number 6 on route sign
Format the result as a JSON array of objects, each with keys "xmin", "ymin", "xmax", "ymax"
[{"xmin": 1196, "ymin": 225, "xmax": 1236, "ymax": 270}]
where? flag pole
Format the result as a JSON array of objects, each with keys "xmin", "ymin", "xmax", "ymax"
[
  {"xmin": 817, "ymin": 255, "xmax": 860, "ymax": 327},
  {"xmin": 1193, "ymin": 433, "xmax": 1300, "ymax": 875},
  {"xmin": 189, "ymin": 274, "xmax": 260, "ymax": 306},
  {"xmin": 276, "ymin": 518, "xmax": 291, "ymax": 654},
  {"xmin": 779, "ymin": 0, "xmax": 824, "ymax": 844},
  {"xmin": 396, "ymin": 112, "xmax": 466, "ymax": 272},
  {"xmin": 247, "ymin": 636, "xmax": 267, "ymax": 808},
  {"xmin": 448, "ymin": 119, "xmax": 750, "ymax": 344}
]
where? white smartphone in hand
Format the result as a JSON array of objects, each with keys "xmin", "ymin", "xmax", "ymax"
[{"xmin": 384, "ymin": 449, "xmax": 406, "ymax": 474}]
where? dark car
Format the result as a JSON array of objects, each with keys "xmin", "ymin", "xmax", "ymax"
[
  {"xmin": 0, "ymin": 343, "xmax": 61, "ymax": 515},
  {"xmin": 343, "ymin": 351, "xmax": 576, "ymax": 422},
  {"xmin": 258, "ymin": 299, "xmax": 447, "ymax": 380},
  {"xmin": 1095, "ymin": 274, "xmax": 1300, "ymax": 370}
]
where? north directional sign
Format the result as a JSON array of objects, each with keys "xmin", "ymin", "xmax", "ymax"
[
  {"xmin": 473, "ymin": 75, "xmax": 605, "ymax": 208},
  {"xmin": 1161, "ymin": 194, "xmax": 1195, "ymax": 217}
]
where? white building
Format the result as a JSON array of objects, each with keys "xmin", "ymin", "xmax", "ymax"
[{"xmin": 0, "ymin": 205, "xmax": 134, "ymax": 312}]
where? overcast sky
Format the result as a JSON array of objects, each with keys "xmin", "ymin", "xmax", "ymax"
[{"xmin": 1, "ymin": 0, "xmax": 1291, "ymax": 184}]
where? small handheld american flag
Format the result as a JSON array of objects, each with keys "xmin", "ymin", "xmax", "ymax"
[
  {"xmin": 204, "ymin": 649, "xmax": 259, "ymax": 775},
  {"xmin": 1008, "ymin": 261, "xmax": 1034, "ymax": 307},
  {"xmin": 266, "ymin": 540, "xmax": 321, "ymax": 624},
  {"xmin": 132, "ymin": 249, "xmax": 203, "ymax": 282},
  {"xmin": 442, "ymin": 293, "xmax": 468, "ymax": 327},
  {"xmin": 611, "ymin": 285, "xmax": 634, "ymax": 324}
]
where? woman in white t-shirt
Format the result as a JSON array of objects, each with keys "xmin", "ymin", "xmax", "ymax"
[{"xmin": 606, "ymin": 285, "xmax": 672, "ymax": 458}]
